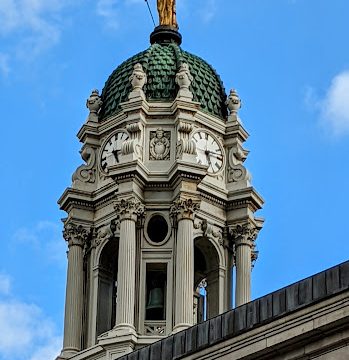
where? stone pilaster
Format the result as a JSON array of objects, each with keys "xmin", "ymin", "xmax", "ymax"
[
  {"xmin": 58, "ymin": 222, "xmax": 89, "ymax": 359},
  {"xmin": 230, "ymin": 223, "xmax": 259, "ymax": 307},
  {"xmin": 114, "ymin": 198, "xmax": 145, "ymax": 334},
  {"xmin": 171, "ymin": 198, "xmax": 199, "ymax": 333}
]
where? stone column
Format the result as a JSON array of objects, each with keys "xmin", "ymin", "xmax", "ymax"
[
  {"xmin": 171, "ymin": 198, "xmax": 199, "ymax": 333},
  {"xmin": 114, "ymin": 198, "xmax": 144, "ymax": 334},
  {"xmin": 230, "ymin": 223, "xmax": 258, "ymax": 307},
  {"xmin": 58, "ymin": 223, "xmax": 89, "ymax": 359}
]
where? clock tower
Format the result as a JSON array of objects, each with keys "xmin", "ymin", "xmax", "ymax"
[{"xmin": 57, "ymin": 22, "xmax": 263, "ymax": 360}]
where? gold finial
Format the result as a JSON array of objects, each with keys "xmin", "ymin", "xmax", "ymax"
[{"xmin": 157, "ymin": 0, "xmax": 177, "ymax": 28}]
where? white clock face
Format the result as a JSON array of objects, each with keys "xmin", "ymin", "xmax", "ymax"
[
  {"xmin": 101, "ymin": 132, "xmax": 129, "ymax": 172},
  {"xmin": 192, "ymin": 131, "xmax": 224, "ymax": 174}
]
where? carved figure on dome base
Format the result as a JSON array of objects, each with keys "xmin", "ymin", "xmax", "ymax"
[{"xmin": 150, "ymin": 128, "xmax": 171, "ymax": 160}]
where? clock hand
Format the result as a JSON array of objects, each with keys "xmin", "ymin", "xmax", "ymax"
[
  {"xmin": 207, "ymin": 152, "xmax": 223, "ymax": 160},
  {"xmin": 112, "ymin": 148, "xmax": 121, "ymax": 162},
  {"xmin": 203, "ymin": 150, "xmax": 212, "ymax": 168}
]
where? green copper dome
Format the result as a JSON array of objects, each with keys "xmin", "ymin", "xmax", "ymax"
[{"xmin": 100, "ymin": 42, "xmax": 227, "ymax": 120}]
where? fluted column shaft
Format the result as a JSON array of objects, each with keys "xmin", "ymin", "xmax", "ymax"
[
  {"xmin": 171, "ymin": 198, "xmax": 199, "ymax": 333},
  {"xmin": 230, "ymin": 223, "xmax": 259, "ymax": 308},
  {"xmin": 115, "ymin": 216, "xmax": 137, "ymax": 329},
  {"xmin": 114, "ymin": 197, "xmax": 144, "ymax": 334},
  {"xmin": 235, "ymin": 238, "xmax": 252, "ymax": 306},
  {"xmin": 175, "ymin": 217, "xmax": 194, "ymax": 330},
  {"xmin": 59, "ymin": 223, "xmax": 89, "ymax": 359}
]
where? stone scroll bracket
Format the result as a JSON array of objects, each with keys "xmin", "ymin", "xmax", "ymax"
[
  {"xmin": 121, "ymin": 122, "xmax": 143, "ymax": 162},
  {"xmin": 176, "ymin": 121, "xmax": 196, "ymax": 162},
  {"xmin": 72, "ymin": 146, "xmax": 97, "ymax": 190},
  {"xmin": 227, "ymin": 139, "xmax": 251, "ymax": 185}
]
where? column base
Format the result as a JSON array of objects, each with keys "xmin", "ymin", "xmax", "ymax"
[
  {"xmin": 97, "ymin": 324, "xmax": 137, "ymax": 341},
  {"xmin": 97, "ymin": 327, "xmax": 138, "ymax": 359},
  {"xmin": 56, "ymin": 348, "xmax": 79, "ymax": 360},
  {"xmin": 172, "ymin": 323, "xmax": 192, "ymax": 334}
]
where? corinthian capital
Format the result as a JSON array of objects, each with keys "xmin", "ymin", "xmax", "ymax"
[
  {"xmin": 63, "ymin": 222, "xmax": 90, "ymax": 247},
  {"xmin": 229, "ymin": 222, "xmax": 259, "ymax": 247},
  {"xmin": 114, "ymin": 197, "xmax": 145, "ymax": 221},
  {"xmin": 170, "ymin": 198, "xmax": 200, "ymax": 221}
]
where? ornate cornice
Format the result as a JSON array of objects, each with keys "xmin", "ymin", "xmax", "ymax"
[
  {"xmin": 95, "ymin": 193, "xmax": 116, "ymax": 210},
  {"xmin": 199, "ymin": 191, "xmax": 225, "ymax": 208},
  {"xmin": 170, "ymin": 198, "xmax": 200, "ymax": 221},
  {"xmin": 63, "ymin": 222, "xmax": 90, "ymax": 247},
  {"xmin": 114, "ymin": 197, "xmax": 145, "ymax": 222}
]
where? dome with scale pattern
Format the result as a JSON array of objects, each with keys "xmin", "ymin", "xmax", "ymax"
[{"xmin": 99, "ymin": 35, "xmax": 228, "ymax": 121}]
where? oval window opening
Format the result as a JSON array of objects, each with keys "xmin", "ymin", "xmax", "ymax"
[{"xmin": 147, "ymin": 215, "xmax": 168, "ymax": 243}]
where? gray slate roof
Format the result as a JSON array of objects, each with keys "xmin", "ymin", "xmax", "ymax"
[{"xmin": 119, "ymin": 260, "xmax": 349, "ymax": 360}]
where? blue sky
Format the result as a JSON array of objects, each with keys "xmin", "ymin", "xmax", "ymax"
[{"xmin": 0, "ymin": 0, "xmax": 349, "ymax": 359}]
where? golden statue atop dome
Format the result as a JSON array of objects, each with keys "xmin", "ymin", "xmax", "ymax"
[{"xmin": 157, "ymin": 0, "xmax": 177, "ymax": 28}]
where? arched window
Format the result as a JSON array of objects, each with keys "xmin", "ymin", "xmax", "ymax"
[
  {"xmin": 194, "ymin": 237, "xmax": 221, "ymax": 323},
  {"xmin": 96, "ymin": 239, "xmax": 118, "ymax": 336}
]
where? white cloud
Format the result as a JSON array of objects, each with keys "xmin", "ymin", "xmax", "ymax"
[
  {"xmin": 305, "ymin": 70, "xmax": 349, "ymax": 137},
  {"xmin": 0, "ymin": 274, "xmax": 11, "ymax": 295},
  {"xmin": 319, "ymin": 71, "xmax": 349, "ymax": 136},
  {"xmin": 0, "ymin": 301, "xmax": 62, "ymax": 360},
  {"xmin": 0, "ymin": 274, "xmax": 62, "ymax": 360},
  {"xmin": 13, "ymin": 221, "xmax": 66, "ymax": 264},
  {"xmin": 29, "ymin": 336, "xmax": 62, "ymax": 360},
  {"xmin": 0, "ymin": 0, "xmax": 76, "ymax": 68},
  {"xmin": 96, "ymin": 0, "xmax": 120, "ymax": 29}
]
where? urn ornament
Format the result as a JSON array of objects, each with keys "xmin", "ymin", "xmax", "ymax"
[
  {"xmin": 130, "ymin": 63, "xmax": 147, "ymax": 90},
  {"xmin": 226, "ymin": 88, "xmax": 241, "ymax": 115}
]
